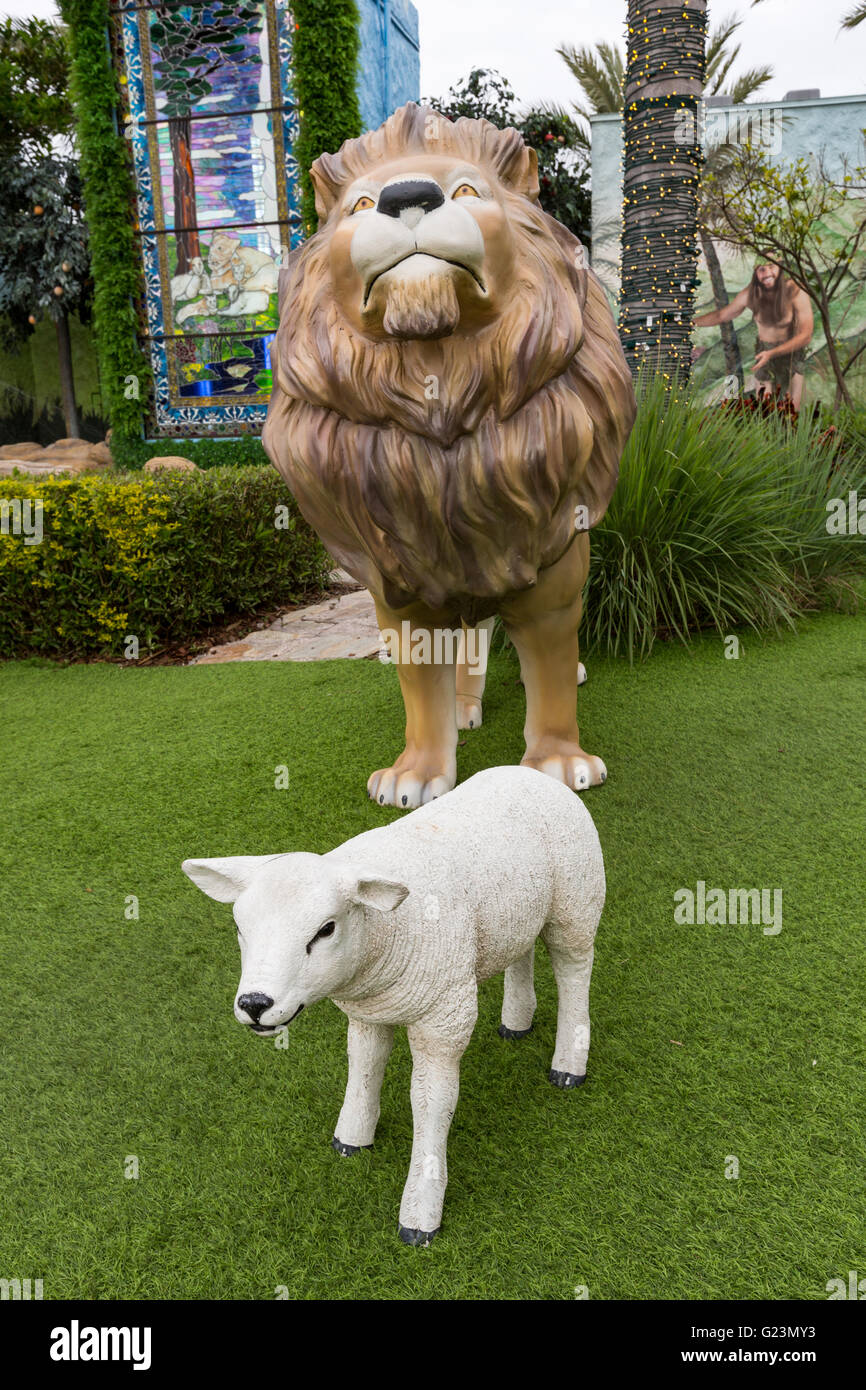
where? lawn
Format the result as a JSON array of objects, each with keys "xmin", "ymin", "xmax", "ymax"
[{"xmin": 1, "ymin": 611, "xmax": 865, "ymax": 1300}]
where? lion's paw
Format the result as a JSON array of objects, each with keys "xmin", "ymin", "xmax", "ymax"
[
  {"xmin": 521, "ymin": 746, "xmax": 607, "ymax": 792},
  {"xmin": 368, "ymin": 758, "xmax": 456, "ymax": 810},
  {"xmin": 456, "ymin": 695, "xmax": 483, "ymax": 730}
]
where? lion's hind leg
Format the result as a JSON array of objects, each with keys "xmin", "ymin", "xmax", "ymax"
[{"xmin": 456, "ymin": 617, "xmax": 495, "ymax": 730}]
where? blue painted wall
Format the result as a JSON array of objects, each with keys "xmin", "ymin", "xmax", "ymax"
[{"xmin": 356, "ymin": 0, "xmax": 421, "ymax": 132}]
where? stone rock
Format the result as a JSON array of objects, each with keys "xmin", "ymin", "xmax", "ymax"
[
  {"xmin": 0, "ymin": 436, "xmax": 113, "ymax": 477},
  {"xmin": 143, "ymin": 456, "xmax": 199, "ymax": 473},
  {"xmin": 0, "ymin": 442, "xmax": 44, "ymax": 460}
]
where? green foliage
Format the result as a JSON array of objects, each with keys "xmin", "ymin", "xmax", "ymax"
[
  {"xmin": 424, "ymin": 69, "xmax": 592, "ymax": 241},
  {"xmin": 0, "ymin": 17, "xmax": 73, "ymax": 157},
  {"xmin": 292, "ymin": 0, "xmax": 362, "ymax": 235},
  {"xmin": 583, "ymin": 372, "xmax": 866, "ymax": 659},
  {"xmin": 519, "ymin": 107, "xmax": 591, "ymax": 242},
  {"xmin": 0, "ymin": 467, "xmax": 331, "ymax": 657},
  {"xmin": 59, "ymin": 0, "xmax": 149, "ymax": 445},
  {"xmin": 111, "ymin": 434, "xmax": 271, "ymax": 471},
  {"xmin": 0, "ymin": 156, "xmax": 91, "ymax": 352}
]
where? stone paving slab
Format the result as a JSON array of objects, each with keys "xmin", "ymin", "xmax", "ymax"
[{"xmin": 192, "ymin": 586, "xmax": 381, "ymax": 663}]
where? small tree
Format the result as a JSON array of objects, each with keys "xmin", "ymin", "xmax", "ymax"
[
  {"xmin": 0, "ymin": 18, "xmax": 91, "ymax": 438},
  {"xmin": 702, "ymin": 139, "xmax": 866, "ymax": 409},
  {"xmin": 424, "ymin": 68, "xmax": 591, "ymax": 241},
  {"xmin": 0, "ymin": 156, "xmax": 91, "ymax": 437},
  {"xmin": 0, "ymin": 16, "xmax": 73, "ymax": 158}
]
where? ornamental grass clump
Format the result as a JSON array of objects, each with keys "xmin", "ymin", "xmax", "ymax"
[{"xmin": 582, "ymin": 372, "xmax": 866, "ymax": 659}]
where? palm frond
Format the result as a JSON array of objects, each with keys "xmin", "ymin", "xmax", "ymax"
[
  {"xmin": 841, "ymin": 1, "xmax": 866, "ymax": 26},
  {"xmin": 728, "ymin": 65, "xmax": 774, "ymax": 104},
  {"xmin": 556, "ymin": 41, "xmax": 624, "ymax": 114},
  {"xmin": 708, "ymin": 47, "xmax": 740, "ymax": 95}
]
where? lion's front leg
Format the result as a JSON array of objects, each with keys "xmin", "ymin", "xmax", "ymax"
[
  {"xmin": 499, "ymin": 534, "xmax": 607, "ymax": 791},
  {"xmin": 369, "ymin": 598, "xmax": 458, "ymax": 809}
]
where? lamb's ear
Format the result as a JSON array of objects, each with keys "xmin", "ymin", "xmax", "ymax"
[
  {"xmin": 351, "ymin": 875, "xmax": 410, "ymax": 914},
  {"xmin": 181, "ymin": 856, "xmax": 273, "ymax": 904}
]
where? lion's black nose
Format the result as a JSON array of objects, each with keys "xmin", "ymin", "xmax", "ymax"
[
  {"xmin": 237, "ymin": 992, "xmax": 273, "ymax": 1023},
  {"xmin": 377, "ymin": 179, "xmax": 444, "ymax": 219}
]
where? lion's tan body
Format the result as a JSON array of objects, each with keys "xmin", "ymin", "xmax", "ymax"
[{"xmin": 263, "ymin": 103, "xmax": 636, "ymax": 807}]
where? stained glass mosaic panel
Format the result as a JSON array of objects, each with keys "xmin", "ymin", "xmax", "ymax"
[{"xmin": 110, "ymin": 1, "xmax": 303, "ymax": 435}]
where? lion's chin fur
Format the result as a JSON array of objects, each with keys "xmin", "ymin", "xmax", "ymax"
[{"xmin": 380, "ymin": 272, "xmax": 461, "ymax": 340}]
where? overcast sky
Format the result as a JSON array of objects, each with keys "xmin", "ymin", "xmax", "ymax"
[{"xmin": 4, "ymin": 0, "xmax": 863, "ymax": 109}]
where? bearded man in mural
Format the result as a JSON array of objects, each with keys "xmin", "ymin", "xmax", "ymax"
[{"xmin": 695, "ymin": 261, "xmax": 814, "ymax": 411}]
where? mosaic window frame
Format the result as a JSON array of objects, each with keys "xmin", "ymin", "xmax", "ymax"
[{"xmin": 110, "ymin": 1, "xmax": 303, "ymax": 436}]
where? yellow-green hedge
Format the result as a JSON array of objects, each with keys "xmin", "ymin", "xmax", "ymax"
[{"xmin": 0, "ymin": 467, "xmax": 331, "ymax": 656}]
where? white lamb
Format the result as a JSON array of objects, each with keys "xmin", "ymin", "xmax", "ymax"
[{"xmin": 182, "ymin": 765, "xmax": 605, "ymax": 1246}]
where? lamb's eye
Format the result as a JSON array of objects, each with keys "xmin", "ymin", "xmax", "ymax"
[
  {"xmin": 452, "ymin": 183, "xmax": 479, "ymax": 199},
  {"xmin": 306, "ymin": 921, "xmax": 336, "ymax": 954},
  {"xmin": 350, "ymin": 195, "xmax": 375, "ymax": 214}
]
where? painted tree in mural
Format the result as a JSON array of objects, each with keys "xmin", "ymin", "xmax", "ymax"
[
  {"xmin": 620, "ymin": 0, "xmax": 708, "ymax": 379},
  {"xmin": 151, "ymin": 1, "xmax": 261, "ymax": 275}
]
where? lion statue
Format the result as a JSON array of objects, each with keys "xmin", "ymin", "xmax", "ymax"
[{"xmin": 263, "ymin": 103, "xmax": 636, "ymax": 808}]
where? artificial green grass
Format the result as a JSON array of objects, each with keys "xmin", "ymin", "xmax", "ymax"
[{"xmin": 1, "ymin": 612, "xmax": 865, "ymax": 1300}]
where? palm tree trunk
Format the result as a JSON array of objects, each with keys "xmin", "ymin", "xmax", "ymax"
[
  {"xmin": 699, "ymin": 229, "xmax": 743, "ymax": 387},
  {"xmin": 620, "ymin": 0, "xmax": 708, "ymax": 381},
  {"xmin": 55, "ymin": 312, "xmax": 80, "ymax": 438}
]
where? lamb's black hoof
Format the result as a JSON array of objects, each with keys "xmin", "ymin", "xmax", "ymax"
[
  {"xmin": 398, "ymin": 1225, "xmax": 440, "ymax": 1247},
  {"xmin": 549, "ymin": 1069, "xmax": 586, "ymax": 1089},
  {"xmin": 331, "ymin": 1136, "xmax": 373, "ymax": 1156},
  {"xmin": 498, "ymin": 1022, "xmax": 534, "ymax": 1040}
]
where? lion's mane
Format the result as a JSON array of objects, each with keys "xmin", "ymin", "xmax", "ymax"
[{"xmin": 263, "ymin": 104, "xmax": 636, "ymax": 618}]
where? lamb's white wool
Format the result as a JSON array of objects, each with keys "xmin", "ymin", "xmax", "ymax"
[{"xmin": 182, "ymin": 765, "xmax": 605, "ymax": 1245}]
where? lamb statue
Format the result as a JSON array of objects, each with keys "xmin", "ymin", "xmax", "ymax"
[{"xmin": 182, "ymin": 765, "xmax": 605, "ymax": 1246}]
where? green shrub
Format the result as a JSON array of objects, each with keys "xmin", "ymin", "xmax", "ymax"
[
  {"xmin": 111, "ymin": 435, "xmax": 271, "ymax": 471},
  {"xmin": 292, "ymin": 0, "xmax": 362, "ymax": 234},
  {"xmin": 0, "ymin": 467, "xmax": 331, "ymax": 657},
  {"xmin": 582, "ymin": 373, "xmax": 866, "ymax": 659}
]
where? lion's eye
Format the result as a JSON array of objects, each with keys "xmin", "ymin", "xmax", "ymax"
[
  {"xmin": 350, "ymin": 195, "xmax": 375, "ymax": 214},
  {"xmin": 452, "ymin": 183, "xmax": 479, "ymax": 200},
  {"xmin": 306, "ymin": 921, "xmax": 336, "ymax": 954}
]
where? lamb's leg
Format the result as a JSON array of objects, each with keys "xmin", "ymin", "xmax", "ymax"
[
  {"xmin": 398, "ymin": 1024, "xmax": 471, "ymax": 1245},
  {"xmin": 332, "ymin": 1020, "xmax": 394, "ymax": 1155},
  {"xmin": 456, "ymin": 617, "xmax": 496, "ymax": 730},
  {"xmin": 547, "ymin": 943, "xmax": 594, "ymax": 1088},
  {"xmin": 498, "ymin": 944, "xmax": 536, "ymax": 1039}
]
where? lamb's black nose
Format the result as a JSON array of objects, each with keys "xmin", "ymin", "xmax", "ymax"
[
  {"xmin": 237, "ymin": 992, "xmax": 273, "ymax": 1023},
  {"xmin": 377, "ymin": 179, "xmax": 444, "ymax": 219}
]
